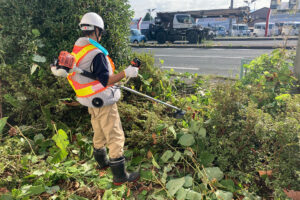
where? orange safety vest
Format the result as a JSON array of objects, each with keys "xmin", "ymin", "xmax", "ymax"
[{"xmin": 67, "ymin": 44, "xmax": 115, "ymax": 98}]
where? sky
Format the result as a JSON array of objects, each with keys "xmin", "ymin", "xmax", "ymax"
[{"xmin": 129, "ymin": 0, "xmax": 274, "ymax": 19}]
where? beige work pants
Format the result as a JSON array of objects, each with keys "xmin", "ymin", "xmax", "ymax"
[{"xmin": 88, "ymin": 103, "xmax": 125, "ymax": 159}]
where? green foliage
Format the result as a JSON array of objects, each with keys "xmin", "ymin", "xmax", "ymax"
[
  {"xmin": 166, "ymin": 177, "xmax": 185, "ymax": 196},
  {"xmin": 0, "ymin": 117, "xmax": 8, "ymax": 135},
  {"xmin": 0, "ymin": 24, "xmax": 299, "ymax": 200},
  {"xmin": 51, "ymin": 129, "xmax": 69, "ymax": 163},
  {"xmin": 241, "ymin": 49, "xmax": 297, "ymax": 114},
  {"xmin": 0, "ymin": 0, "xmax": 133, "ymax": 136},
  {"xmin": 178, "ymin": 134, "xmax": 195, "ymax": 147},
  {"xmin": 143, "ymin": 13, "xmax": 153, "ymax": 21}
]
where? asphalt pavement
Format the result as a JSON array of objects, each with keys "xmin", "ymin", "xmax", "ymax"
[
  {"xmin": 212, "ymin": 39, "xmax": 297, "ymax": 48},
  {"xmin": 132, "ymin": 47, "xmax": 274, "ymax": 77}
]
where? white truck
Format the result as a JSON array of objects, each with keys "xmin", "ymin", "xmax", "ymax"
[{"xmin": 253, "ymin": 22, "xmax": 279, "ymax": 37}]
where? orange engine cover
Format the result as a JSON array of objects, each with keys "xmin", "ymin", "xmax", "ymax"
[{"xmin": 58, "ymin": 51, "xmax": 75, "ymax": 69}]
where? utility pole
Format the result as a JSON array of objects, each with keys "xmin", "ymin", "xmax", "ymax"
[
  {"xmin": 229, "ymin": 0, "xmax": 234, "ymax": 36},
  {"xmin": 294, "ymin": 34, "xmax": 300, "ymax": 80},
  {"xmin": 294, "ymin": 0, "xmax": 300, "ymax": 80}
]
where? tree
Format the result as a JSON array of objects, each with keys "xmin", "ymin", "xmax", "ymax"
[{"xmin": 143, "ymin": 13, "xmax": 153, "ymax": 21}]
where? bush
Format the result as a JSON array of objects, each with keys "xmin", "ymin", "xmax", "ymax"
[
  {"xmin": 241, "ymin": 49, "xmax": 297, "ymax": 115},
  {"xmin": 0, "ymin": 0, "xmax": 133, "ymax": 135}
]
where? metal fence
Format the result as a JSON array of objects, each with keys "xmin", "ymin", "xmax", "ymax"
[{"xmin": 240, "ymin": 58, "xmax": 253, "ymax": 79}]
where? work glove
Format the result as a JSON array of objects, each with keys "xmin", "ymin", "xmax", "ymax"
[
  {"xmin": 124, "ymin": 65, "xmax": 139, "ymax": 78},
  {"xmin": 51, "ymin": 65, "xmax": 69, "ymax": 77}
]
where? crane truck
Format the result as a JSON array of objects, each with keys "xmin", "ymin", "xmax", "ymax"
[
  {"xmin": 146, "ymin": 8, "xmax": 249, "ymax": 44},
  {"xmin": 148, "ymin": 12, "xmax": 211, "ymax": 44}
]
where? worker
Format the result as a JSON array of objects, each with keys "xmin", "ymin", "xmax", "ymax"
[{"xmin": 51, "ymin": 12, "xmax": 140, "ymax": 185}]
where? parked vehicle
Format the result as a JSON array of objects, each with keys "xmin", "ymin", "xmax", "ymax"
[
  {"xmin": 281, "ymin": 22, "xmax": 300, "ymax": 36},
  {"xmin": 253, "ymin": 22, "xmax": 279, "ymax": 37},
  {"xmin": 212, "ymin": 26, "xmax": 227, "ymax": 37},
  {"xmin": 148, "ymin": 12, "xmax": 208, "ymax": 44},
  {"xmin": 130, "ymin": 29, "xmax": 147, "ymax": 44},
  {"xmin": 232, "ymin": 24, "xmax": 250, "ymax": 36}
]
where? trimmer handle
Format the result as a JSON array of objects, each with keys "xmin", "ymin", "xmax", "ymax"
[{"xmin": 131, "ymin": 58, "xmax": 141, "ymax": 68}]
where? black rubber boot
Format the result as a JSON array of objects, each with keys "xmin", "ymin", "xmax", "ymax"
[
  {"xmin": 109, "ymin": 156, "xmax": 140, "ymax": 186},
  {"xmin": 93, "ymin": 147, "xmax": 109, "ymax": 170}
]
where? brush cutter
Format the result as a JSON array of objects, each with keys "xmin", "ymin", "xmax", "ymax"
[{"xmin": 52, "ymin": 51, "xmax": 186, "ymax": 118}]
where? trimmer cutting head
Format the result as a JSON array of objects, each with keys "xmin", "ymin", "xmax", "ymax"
[{"xmin": 174, "ymin": 110, "xmax": 186, "ymax": 119}]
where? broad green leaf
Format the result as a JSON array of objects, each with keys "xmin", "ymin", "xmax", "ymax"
[
  {"xmin": 52, "ymin": 129, "xmax": 69, "ymax": 152},
  {"xmin": 198, "ymin": 127, "xmax": 207, "ymax": 138},
  {"xmin": 50, "ymin": 134, "xmax": 69, "ymax": 163},
  {"xmin": 149, "ymin": 193, "xmax": 165, "ymax": 200},
  {"xmin": 178, "ymin": 134, "xmax": 195, "ymax": 147},
  {"xmin": 140, "ymin": 170, "xmax": 153, "ymax": 180},
  {"xmin": 184, "ymin": 150, "xmax": 193, "ymax": 157},
  {"xmin": 199, "ymin": 151, "xmax": 215, "ymax": 166},
  {"xmin": 168, "ymin": 126, "xmax": 177, "ymax": 139},
  {"xmin": 191, "ymin": 95, "xmax": 198, "ymax": 101},
  {"xmin": 46, "ymin": 185, "xmax": 60, "ymax": 194},
  {"xmin": 176, "ymin": 188, "xmax": 187, "ymax": 200},
  {"xmin": 202, "ymin": 167, "xmax": 224, "ymax": 181},
  {"xmin": 68, "ymin": 194, "xmax": 89, "ymax": 200},
  {"xmin": 161, "ymin": 150, "xmax": 173, "ymax": 163},
  {"xmin": 174, "ymin": 151, "xmax": 181, "ymax": 162},
  {"xmin": 94, "ymin": 177, "xmax": 111, "ymax": 188},
  {"xmin": 220, "ymin": 179, "xmax": 235, "ymax": 192},
  {"xmin": 4, "ymin": 94, "xmax": 19, "ymax": 108},
  {"xmin": 32, "ymin": 169, "xmax": 46, "ymax": 176},
  {"xmin": 34, "ymin": 134, "xmax": 45, "ymax": 143},
  {"xmin": 189, "ymin": 120, "xmax": 201, "ymax": 134},
  {"xmin": 162, "ymin": 164, "xmax": 174, "ymax": 184},
  {"xmin": 161, "ymin": 169, "xmax": 167, "ymax": 184},
  {"xmin": 166, "ymin": 177, "xmax": 185, "ymax": 196},
  {"xmin": 156, "ymin": 123, "xmax": 167, "ymax": 132},
  {"xmin": 32, "ymin": 29, "xmax": 40, "ymax": 37},
  {"xmin": 215, "ymin": 190, "xmax": 233, "ymax": 200},
  {"xmin": 21, "ymin": 185, "xmax": 45, "ymax": 197},
  {"xmin": 152, "ymin": 156, "xmax": 161, "ymax": 169},
  {"xmin": 30, "ymin": 64, "xmax": 39, "ymax": 75},
  {"xmin": 51, "ymin": 149, "xmax": 68, "ymax": 163},
  {"xmin": 184, "ymin": 176, "xmax": 193, "ymax": 188},
  {"xmin": 186, "ymin": 189, "xmax": 202, "ymax": 199},
  {"xmin": 164, "ymin": 164, "xmax": 173, "ymax": 173},
  {"xmin": 0, "ymin": 117, "xmax": 8, "ymax": 134},
  {"xmin": 32, "ymin": 54, "xmax": 46, "ymax": 63}
]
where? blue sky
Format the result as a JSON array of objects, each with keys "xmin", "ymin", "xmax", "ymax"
[{"xmin": 129, "ymin": 0, "xmax": 272, "ymax": 18}]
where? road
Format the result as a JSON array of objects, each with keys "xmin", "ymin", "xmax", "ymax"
[
  {"xmin": 132, "ymin": 48, "xmax": 273, "ymax": 77},
  {"xmin": 211, "ymin": 40, "xmax": 297, "ymax": 48},
  {"xmin": 146, "ymin": 39, "xmax": 297, "ymax": 48}
]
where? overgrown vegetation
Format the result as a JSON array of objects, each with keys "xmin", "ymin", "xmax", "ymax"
[{"xmin": 1, "ymin": 0, "xmax": 300, "ymax": 199}]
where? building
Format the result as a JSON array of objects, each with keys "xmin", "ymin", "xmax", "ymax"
[
  {"xmin": 270, "ymin": 0, "xmax": 281, "ymax": 9},
  {"xmin": 271, "ymin": 0, "xmax": 300, "ymax": 12},
  {"xmin": 248, "ymin": 7, "xmax": 269, "ymax": 27},
  {"xmin": 289, "ymin": 0, "xmax": 298, "ymax": 10},
  {"xmin": 269, "ymin": 0, "xmax": 300, "ymax": 24}
]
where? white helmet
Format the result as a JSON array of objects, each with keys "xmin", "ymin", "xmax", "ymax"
[{"xmin": 79, "ymin": 12, "xmax": 104, "ymax": 31}]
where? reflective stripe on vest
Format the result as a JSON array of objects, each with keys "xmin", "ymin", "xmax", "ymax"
[{"xmin": 67, "ymin": 44, "xmax": 115, "ymax": 98}]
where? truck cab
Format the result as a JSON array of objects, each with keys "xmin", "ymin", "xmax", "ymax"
[
  {"xmin": 173, "ymin": 14, "xmax": 195, "ymax": 29},
  {"xmin": 149, "ymin": 12, "xmax": 205, "ymax": 44}
]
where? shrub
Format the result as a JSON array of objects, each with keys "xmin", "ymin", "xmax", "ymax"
[{"xmin": 0, "ymin": 0, "xmax": 133, "ymax": 136}]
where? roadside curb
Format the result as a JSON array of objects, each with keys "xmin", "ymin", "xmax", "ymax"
[
  {"xmin": 131, "ymin": 44, "xmax": 296, "ymax": 50},
  {"xmin": 213, "ymin": 37, "xmax": 298, "ymax": 41}
]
